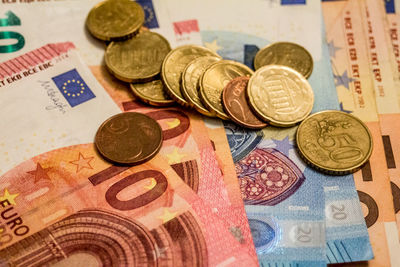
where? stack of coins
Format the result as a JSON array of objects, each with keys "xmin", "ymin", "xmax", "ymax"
[{"xmin": 86, "ymin": 0, "xmax": 373, "ymax": 174}]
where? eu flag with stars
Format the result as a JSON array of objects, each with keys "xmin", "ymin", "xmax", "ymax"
[{"xmin": 52, "ymin": 69, "xmax": 95, "ymax": 107}]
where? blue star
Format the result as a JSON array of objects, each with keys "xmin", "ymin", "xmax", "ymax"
[
  {"xmin": 339, "ymin": 102, "xmax": 352, "ymax": 114},
  {"xmin": 328, "ymin": 40, "xmax": 342, "ymax": 58},
  {"xmin": 272, "ymin": 136, "xmax": 294, "ymax": 156},
  {"xmin": 334, "ymin": 70, "xmax": 356, "ymax": 90}
]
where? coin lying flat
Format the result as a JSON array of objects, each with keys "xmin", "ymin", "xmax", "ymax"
[
  {"xmin": 161, "ymin": 45, "xmax": 220, "ymax": 106},
  {"xmin": 105, "ymin": 31, "xmax": 171, "ymax": 83},
  {"xmin": 95, "ymin": 112, "xmax": 163, "ymax": 165},
  {"xmin": 254, "ymin": 42, "xmax": 313, "ymax": 78},
  {"xmin": 181, "ymin": 56, "xmax": 221, "ymax": 116},
  {"xmin": 200, "ymin": 60, "xmax": 254, "ymax": 120},
  {"xmin": 130, "ymin": 80, "xmax": 175, "ymax": 106},
  {"xmin": 296, "ymin": 110, "xmax": 373, "ymax": 175},
  {"xmin": 247, "ymin": 65, "xmax": 314, "ymax": 127},
  {"xmin": 86, "ymin": 0, "xmax": 145, "ymax": 41},
  {"xmin": 222, "ymin": 77, "xmax": 267, "ymax": 129}
]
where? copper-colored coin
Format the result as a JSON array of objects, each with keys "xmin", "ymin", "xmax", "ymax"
[
  {"xmin": 95, "ymin": 112, "xmax": 163, "ymax": 165},
  {"xmin": 222, "ymin": 77, "xmax": 267, "ymax": 129}
]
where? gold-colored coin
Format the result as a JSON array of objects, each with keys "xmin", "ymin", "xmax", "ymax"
[
  {"xmin": 199, "ymin": 60, "xmax": 254, "ymax": 120},
  {"xmin": 296, "ymin": 110, "xmax": 373, "ymax": 175},
  {"xmin": 254, "ymin": 42, "xmax": 313, "ymax": 78},
  {"xmin": 105, "ymin": 31, "xmax": 171, "ymax": 83},
  {"xmin": 130, "ymin": 80, "xmax": 175, "ymax": 106},
  {"xmin": 86, "ymin": 0, "xmax": 145, "ymax": 41},
  {"xmin": 161, "ymin": 45, "xmax": 220, "ymax": 106},
  {"xmin": 181, "ymin": 56, "xmax": 221, "ymax": 116},
  {"xmin": 247, "ymin": 65, "xmax": 314, "ymax": 127}
]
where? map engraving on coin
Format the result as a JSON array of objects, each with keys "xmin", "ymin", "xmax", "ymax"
[
  {"xmin": 296, "ymin": 110, "xmax": 373, "ymax": 174},
  {"xmin": 95, "ymin": 112, "xmax": 163, "ymax": 165}
]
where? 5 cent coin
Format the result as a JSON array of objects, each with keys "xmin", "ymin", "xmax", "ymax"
[{"xmin": 95, "ymin": 112, "xmax": 163, "ymax": 165}]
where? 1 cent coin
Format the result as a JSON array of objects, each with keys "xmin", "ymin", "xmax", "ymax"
[
  {"xmin": 95, "ymin": 112, "xmax": 163, "ymax": 165},
  {"xmin": 222, "ymin": 76, "xmax": 267, "ymax": 129},
  {"xmin": 296, "ymin": 110, "xmax": 373, "ymax": 175}
]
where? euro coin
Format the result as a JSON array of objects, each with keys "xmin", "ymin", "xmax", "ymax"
[
  {"xmin": 296, "ymin": 110, "xmax": 373, "ymax": 175},
  {"xmin": 222, "ymin": 76, "xmax": 267, "ymax": 129},
  {"xmin": 254, "ymin": 42, "xmax": 313, "ymax": 78},
  {"xmin": 130, "ymin": 80, "xmax": 175, "ymax": 106},
  {"xmin": 181, "ymin": 56, "xmax": 221, "ymax": 116},
  {"xmin": 95, "ymin": 112, "xmax": 163, "ymax": 165},
  {"xmin": 161, "ymin": 45, "xmax": 219, "ymax": 106},
  {"xmin": 200, "ymin": 60, "xmax": 253, "ymax": 120},
  {"xmin": 247, "ymin": 65, "xmax": 314, "ymax": 127},
  {"xmin": 86, "ymin": 0, "xmax": 145, "ymax": 41},
  {"xmin": 105, "ymin": 31, "xmax": 171, "ymax": 83}
]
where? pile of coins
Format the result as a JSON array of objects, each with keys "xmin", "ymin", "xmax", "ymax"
[{"xmin": 86, "ymin": 0, "xmax": 373, "ymax": 175}]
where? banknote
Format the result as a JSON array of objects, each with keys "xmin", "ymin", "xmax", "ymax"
[
  {"xmin": 0, "ymin": 43, "xmax": 259, "ymax": 264},
  {"xmin": 0, "ymin": 144, "xmax": 257, "ymax": 266},
  {"xmin": 0, "ymin": 0, "xmax": 259, "ymax": 258},
  {"xmin": 322, "ymin": 0, "xmax": 400, "ymax": 266},
  {"xmin": 161, "ymin": 0, "xmax": 374, "ymax": 265},
  {"xmin": 0, "ymin": 42, "xmax": 120, "ymax": 175},
  {"xmin": 383, "ymin": 0, "xmax": 400, "ymax": 241},
  {"xmin": 161, "ymin": 0, "xmax": 353, "ymax": 265}
]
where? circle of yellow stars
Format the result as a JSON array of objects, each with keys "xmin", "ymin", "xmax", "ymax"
[{"xmin": 62, "ymin": 79, "xmax": 85, "ymax": 98}]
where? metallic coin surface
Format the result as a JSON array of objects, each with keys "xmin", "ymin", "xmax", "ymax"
[
  {"xmin": 296, "ymin": 110, "xmax": 373, "ymax": 175},
  {"xmin": 105, "ymin": 31, "xmax": 171, "ymax": 83},
  {"xmin": 247, "ymin": 65, "xmax": 314, "ymax": 127},
  {"xmin": 161, "ymin": 45, "xmax": 220, "ymax": 106},
  {"xmin": 222, "ymin": 77, "xmax": 267, "ymax": 129},
  {"xmin": 200, "ymin": 60, "xmax": 254, "ymax": 120},
  {"xmin": 181, "ymin": 56, "xmax": 221, "ymax": 116},
  {"xmin": 254, "ymin": 42, "xmax": 313, "ymax": 78},
  {"xmin": 86, "ymin": 0, "xmax": 145, "ymax": 41},
  {"xmin": 130, "ymin": 80, "xmax": 175, "ymax": 106},
  {"xmin": 95, "ymin": 112, "xmax": 163, "ymax": 165}
]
